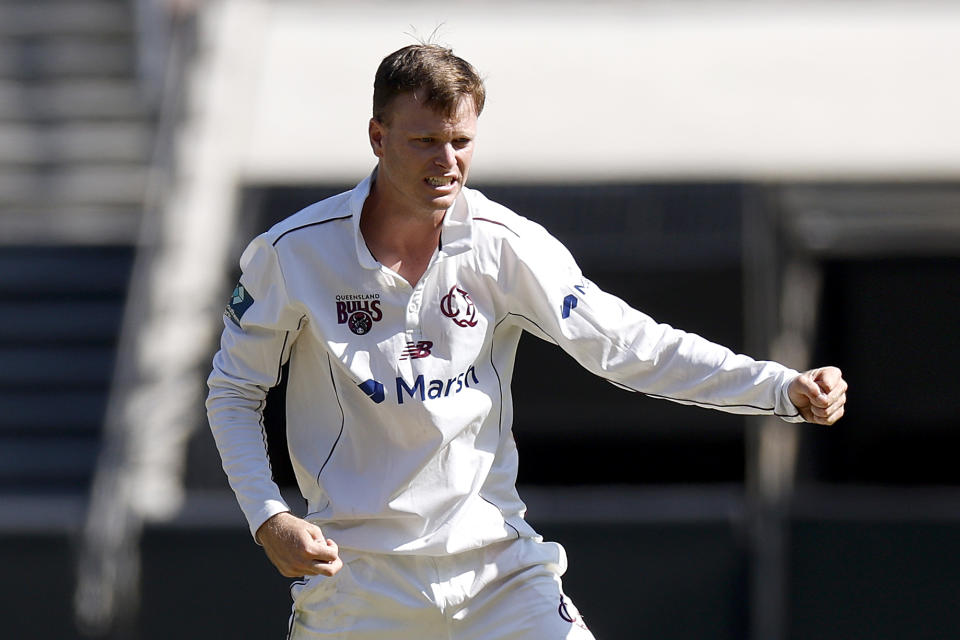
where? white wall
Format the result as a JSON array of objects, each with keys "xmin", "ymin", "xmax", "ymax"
[{"xmin": 194, "ymin": 1, "xmax": 960, "ymax": 184}]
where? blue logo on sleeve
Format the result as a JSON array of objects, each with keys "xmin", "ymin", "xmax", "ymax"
[
  {"xmin": 225, "ymin": 283, "xmax": 255, "ymax": 326},
  {"xmin": 358, "ymin": 379, "xmax": 385, "ymax": 404},
  {"xmin": 561, "ymin": 294, "xmax": 578, "ymax": 319}
]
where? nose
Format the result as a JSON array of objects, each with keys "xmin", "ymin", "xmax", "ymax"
[{"xmin": 435, "ymin": 142, "xmax": 456, "ymax": 168}]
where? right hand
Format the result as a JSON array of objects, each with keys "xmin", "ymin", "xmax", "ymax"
[{"xmin": 255, "ymin": 512, "xmax": 343, "ymax": 578}]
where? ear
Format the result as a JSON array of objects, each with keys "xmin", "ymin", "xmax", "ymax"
[{"xmin": 368, "ymin": 118, "xmax": 386, "ymax": 158}]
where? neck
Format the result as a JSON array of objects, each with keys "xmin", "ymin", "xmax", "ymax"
[{"xmin": 359, "ymin": 185, "xmax": 445, "ymax": 286}]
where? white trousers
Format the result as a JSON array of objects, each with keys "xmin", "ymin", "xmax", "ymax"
[{"xmin": 287, "ymin": 537, "xmax": 596, "ymax": 639}]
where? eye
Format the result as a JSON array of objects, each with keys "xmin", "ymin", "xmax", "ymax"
[{"xmin": 452, "ymin": 138, "xmax": 472, "ymax": 149}]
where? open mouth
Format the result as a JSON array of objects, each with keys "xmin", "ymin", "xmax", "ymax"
[{"xmin": 425, "ymin": 176, "xmax": 456, "ymax": 188}]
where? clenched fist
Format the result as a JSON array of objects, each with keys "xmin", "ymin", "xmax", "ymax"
[
  {"xmin": 256, "ymin": 512, "xmax": 343, "ymax": 578},
  {"xmin": 788, "ymin": 366, "xmax": 848, "ymax": 425}
]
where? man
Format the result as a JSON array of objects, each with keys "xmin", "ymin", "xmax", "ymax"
[{"xmin": 207, "ymin": 44, "xmax": 847, "ymax": 639}]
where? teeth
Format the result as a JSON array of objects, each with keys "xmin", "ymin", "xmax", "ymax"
[{"xmin": 426, "ymin": 177, "xmax": 454, "ymax": 186}]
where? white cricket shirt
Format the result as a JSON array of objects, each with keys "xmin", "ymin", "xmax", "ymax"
[{"xmin": 206, "ymin": 172, "xmax": 803, "ymax": 555}]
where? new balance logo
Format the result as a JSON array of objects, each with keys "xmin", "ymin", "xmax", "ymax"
[{"xmin": 399, "ymin": 341, "xmax": 433, "ymax": 360}]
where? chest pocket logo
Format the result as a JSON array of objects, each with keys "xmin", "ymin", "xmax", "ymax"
[
  {"xmin": 439, "ymin": 285, "xmax": 478, "ymax": 328},
  {"xmin": 336, "ymin": 298, "xmax": 383, "ymax": 335}
]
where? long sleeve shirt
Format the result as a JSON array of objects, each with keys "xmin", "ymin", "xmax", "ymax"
[{"xmin": 206, "ymin": 172, "xmax": 802, "ymax": 555}]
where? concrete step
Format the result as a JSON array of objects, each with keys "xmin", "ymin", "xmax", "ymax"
[
  {"xmin": 0, "ymin": 121, "xmax": 151, "ymax": 165},
  {"xmin": 0, "ymin": 37, "xmax": 136, "ymax": 80},
  {"xmin": 0, "ymin": 299, "xmax": 124, "ymax": 344},
  {"xmin": 0, "ymin": 2, "xmax": 131, "ymax": 38},
  {"xmin": 0, "ymin": 78, "xmax": 148, "ymax": 121},
  {"xmin": 0, "ymin": 437, "xmax": 100, "ymax": 486},
  {"xmin": 0, "ymin": 206, "xmax": 141, "ymax": 245},
  {"xmin": 0, "ymin": 345, "xmax": 116, "ymax": 388},
  {"xmin": 0, "ymin": 245, "xmax": 134, "ymax": 294},
  {"xmin": 0, "ymin": 164, "xmax": 147, "ymax": 207},
  {"xmin": 0, "ymin": 391, "xmax": 107, "ymax": 433}
]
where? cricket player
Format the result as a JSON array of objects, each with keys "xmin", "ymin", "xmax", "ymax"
[{"xmin": 206, "ymin": 44, "xmax": 847, "ymax": 639}]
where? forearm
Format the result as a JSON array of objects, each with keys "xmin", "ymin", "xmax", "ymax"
[
  {"xmin": 577, "ymin": 314, "xmax": 803, "ymax": 420},
  {"xmin": 207, "ymin": 373, "xmax": 290, "ymax": 539}
]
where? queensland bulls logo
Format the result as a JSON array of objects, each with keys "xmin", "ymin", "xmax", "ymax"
[
  {"xmin": 439, "ymin": 284, "xmax": 478, "ymax": 328},
  {"xmin": 336, "ymin": 294, "xmax": 382, "ymax": 335}
]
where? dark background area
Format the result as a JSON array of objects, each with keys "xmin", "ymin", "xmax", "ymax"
[{"xmin": 3, "ymin": 182, "xmax": 958, "ymax": 639}]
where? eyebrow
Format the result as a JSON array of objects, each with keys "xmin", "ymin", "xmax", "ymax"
[{"xmin": 409, "ymin": 129, "xmax": 475, "ymax": 138}]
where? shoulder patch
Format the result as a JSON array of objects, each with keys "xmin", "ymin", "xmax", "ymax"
[{"xmin": 225, "ymin": 283, "xmax": 255, "ymax": 326}]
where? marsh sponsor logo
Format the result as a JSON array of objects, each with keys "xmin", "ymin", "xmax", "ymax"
[
  {"xmin": 397, "ymin": 366, "xmax": 480, "ymax": 404},
  {"xmin": 335, "ymin": 293, "xmax": 382, "ymax": 335},
  {"xmin": 357, "ymin": 367, "xmax": 480, "ymax": 405}
]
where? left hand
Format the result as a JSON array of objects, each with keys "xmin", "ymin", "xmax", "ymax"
[{"xmin": 788, "ymin": 366, "xmax": 848, "ymax": 425}]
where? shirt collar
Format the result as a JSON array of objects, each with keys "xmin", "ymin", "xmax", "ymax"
[
  {"xmin": 348, "ymin": 171, "xmax": 378, "ymax": 269},
  {"xmin": 437, "ymin": 190, "xmax": 473, "ymax": 258},
  {"xmin": 349, "ymin": 169, "xmax": 475, "ymax": 269}
]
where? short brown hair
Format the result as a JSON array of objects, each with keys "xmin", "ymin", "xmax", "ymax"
[{"xmin": 373, "ymin": 45, "xmax": 485, "ymax": 123}]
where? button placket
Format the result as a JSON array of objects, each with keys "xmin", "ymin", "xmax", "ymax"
[
  {"xmin": 396, "ymin": 256, "xmax": 439, "ymax": 382},
  {"xmin": 405, "ymin": 288, "xmax": 421, "ymax": 337}
]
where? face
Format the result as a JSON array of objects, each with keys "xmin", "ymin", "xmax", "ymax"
[{"xmin": 368, "ymin": 90, "xmax": 478, "ymax": 218}]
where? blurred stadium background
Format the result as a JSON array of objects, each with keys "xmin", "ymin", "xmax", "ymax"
[{"xmin": 1, "ymin": 1, "xmax": 959, "ymax": 638}]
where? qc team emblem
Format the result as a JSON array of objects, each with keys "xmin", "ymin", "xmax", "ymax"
[
  {"xmin": 440, "ymin": 284, "xmax": 478, "ymax": 328},
  {"xmin": 336, "ymin": 293, "xmax": 383, "ymax": 335}
]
